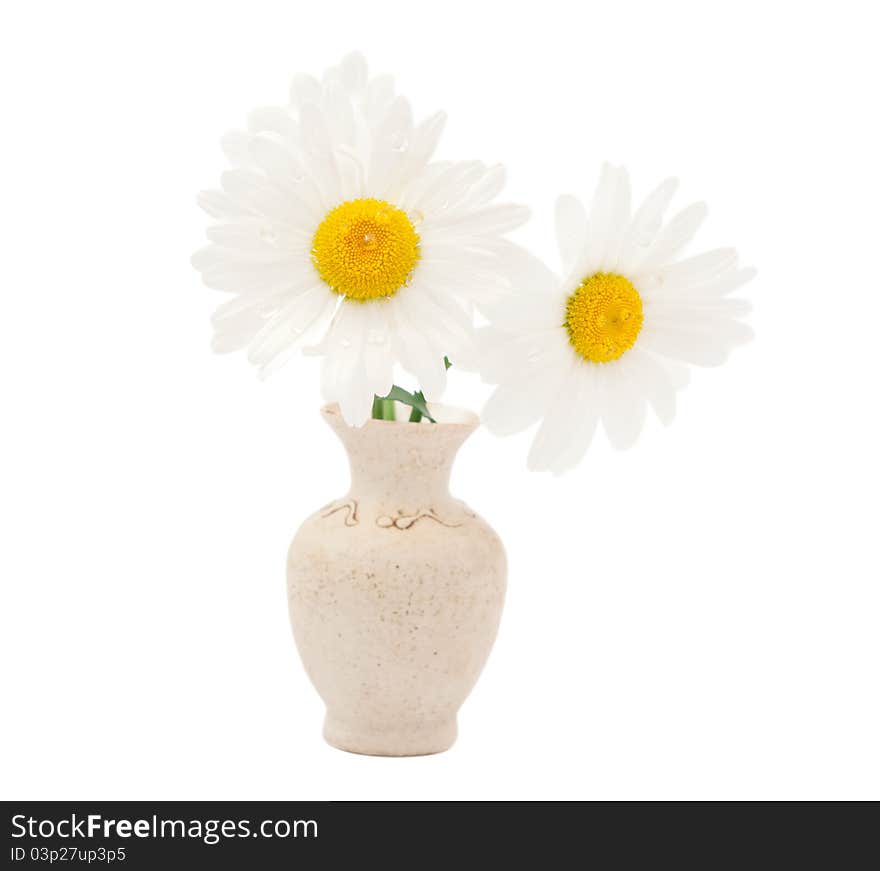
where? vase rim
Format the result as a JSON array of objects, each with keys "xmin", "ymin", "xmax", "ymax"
[{"xmin": 321, "ymin": 402, "xmax": 479, "ymax": 430}]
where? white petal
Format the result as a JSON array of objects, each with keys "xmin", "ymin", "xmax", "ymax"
[
  {"xmin": 406, "ymin": 161, "xmax": 474, "ymax": 214},
  {"xmin": 657, "ymin": 248, "xmax": 738, "ymax": 290},
  {"xmin": 220, "ymin": 170, "xmax": 312, "ymax": 229},
  {"xmin": 321, "ymin": 81, "xmax": 355, "ymax": 146},
  {"xmin": 548, "ymin": 365, "xmax": 601, "ymax": 473},
  {"xmin": 247, "ymin": 285, "xmax": 335, "ymax": 368},
  {"xmin": 644, "ymin": 302, "xmax": 752, "ymax": 331},
  {"xmin": 299, "ymin": 103, "xmax": 343, "ymax": 207},
  {"xmin": 467, "ymin": 238, "xmax": 560, "ymax": 297},
  {"xmin": 441, "ymin": 164, "xmax": 497, "ymax": 213},
  {"xmin": 634, "ymin": 202, "xmax": 708, "ymax": 273},
  {"xmin": 211, "ymin": 310, "xmax": 264, "ymax": 354},
  {"xmin": 415, "ymin": 259, "xmax": 507, "ymax": 309},
  {"xmin": 695, "ymin": 266, "xmax": 757, "ymax": 298},
  {"xmin": 598, "ymin": 166, "xmax": 631, "ymax": 272},
  {"xmin": 290, "ymin": 73, "xmax": 321, "ymax": 110},
  {"xmin": 526, "ymin": 361, "xmax": 580, "ymax": 471},
  {"xmin": 649, "ymin": 297, "xmax": 752, "ymax": 318},
  {"xmin": 192, "ymin": 240, "xmax": 295, "ymax": 271},
  {"xmin": 220, "ymin": 168, "xmax": 265, "ymax": 205},
  {"xmin": 320, "ymin": 307, "xmax": 374, "ymax": 426},
  {"xmin": 482, "ymin": 361, "xmax": 569, "ymax": 437},
  {"xmin": 360, "ymin": 303, "xmax": 395, "ymax": 399},
  {"xmin": 206, "ymin": 221, "xmax": 309, "ymax": 257},
  {"xmin": 339, "ymin": 52, "xmax": 368, "ymax": 93},
  {"xmin": 400, "ymin": 111, "xmax": 446, "ymax": 180},
  {"xmin": 454, "ymin": 233, "xmax": 560, "ymax": 295},
  {"xmin": 599, "ymin": 359, "xmax": 647, "ymax": 450},
  {"xmin": 258, "ymin": 292, "xmax": 336, "ymax": 377},
  {"xmin": 197, "ymin": 189, "xmax": 250, "ymax": 220},
  {"xmin": 398, "ymin": 281, "xmax": 473, "ymax": 357},
  {"xmin": 220, "ymin": 130, "xmax": 253, "ymax": 167},
  {"xmin": 250, "ymin": 137, "xmax": 324, "ymax": 218},
  {"xmin": 581, "ymin": 163, "xmax": 627, "ymax": 275},
  {"xmin": 203, "ymin": 242, "xmax": 278, "ymax": 275},
  {"xmin": 366, "ymin": 96, "xmax": 413, "ymax": 199},
  {"xmin": 210, "ymin": 288, "xmax": 289, "ymax": 327},
  {"xmin": 478, "ymin": 326, "xmax": 569, "ymax": 384},
  {"xmin": 191, "ymin": 244, "xmax": 225, "ymax": 272},
  {"xmin": 425, "ymin": 203, "xmax": 530, "ymax": 237},
  {"xmin": 617, "ymin": 177, "xmax": 679, "ymax": 274},
  {"xmin": 421, "ymin": 161, "xmax": 487, "ymax": 214},
  {"xmin": 248, "ymin": 135, "xmax": 296, "ymax": 183},
  {"xmin": 247, "ymin": 107, "xmax": 298, "ymax": 142},
  {"xmin": 625, "ymin": 349, "xmax": 685, "ymax": 426},
  {"xmin": 389, "ymin": 298, "xmax": 448, "ymax": 398},
  {"xmin": 197, "ymin": 256, "xmax": 303, "ymax": 294},
  {"xmin": 554, "ymin": 194, "xmax": 588, "ymax": 275},
  {"xmin": 364, "ymin": 75, "xmax": 395, "ymax": 126},
  {"xmin": 338, "ymin": 379, "xmax": 373, "ymax": 427},
  {"xmin": 461, "ymin": 164, "xmax": 506, "ymax": 209},
  {"xmin": 638, "ymin": 320, "xmax": 753, "ymax": 366},
  {"xmin": 481, "ymin": 284, "xmax": 568, "ymax": 331},
  {"xmin": 396, "ymin": 160, "xmax": 452, "ymax": 212}
]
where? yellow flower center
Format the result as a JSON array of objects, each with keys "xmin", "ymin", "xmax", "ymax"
[
  {"xmin": 312, "ymin": 198, "xmax": 420, "ymax": 301},
  {"xmin": 564, "ymin": 272, "xmax": 644, "ymax": 363}
]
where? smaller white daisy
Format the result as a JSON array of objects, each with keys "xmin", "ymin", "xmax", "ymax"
[{"xmin": 479, "ymin": 163, "xmax": 755, "ymax": 474}]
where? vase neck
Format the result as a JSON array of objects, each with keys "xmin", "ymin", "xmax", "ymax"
[{"xmin": 322, "ymin": 405, "xmax": 476, "ymax": 511}]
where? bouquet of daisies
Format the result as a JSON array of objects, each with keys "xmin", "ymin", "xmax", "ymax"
[{"xmin": 193, "ymin": 52, "xmax": 753, "ymax": 473}]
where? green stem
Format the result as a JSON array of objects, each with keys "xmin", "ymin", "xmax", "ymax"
[
  {"xmin": 371, "ymin": 396, "xmax": 396, "ymax": 421},
  {"xmin": 408, "ymin": 393, "xmax": 425, "ymax": 423}
]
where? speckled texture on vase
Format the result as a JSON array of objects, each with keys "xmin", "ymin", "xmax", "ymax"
[{"xmin": 287, "ymin": 403, "xmax": 507, "ymax": 757}]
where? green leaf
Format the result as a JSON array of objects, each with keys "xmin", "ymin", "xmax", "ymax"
[
  {"xmin": 371, "ymin": 358, "xmax": 452, "ymax": 423},
  {"xmin": 374, "ymin": 385, "xmax": 436, "ymax": 423},
  {"xmin": 408, "ymin": 391, "xmax": 427, "ymax": 423}
]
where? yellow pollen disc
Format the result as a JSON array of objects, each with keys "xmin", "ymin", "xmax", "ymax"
[
  {"xmin": 312, "ymin": 198, "xmax": 420, "ymax": 301},
  {"xmin": 564, "ymin": 272, "xmax": 644, "ymax": 363}
]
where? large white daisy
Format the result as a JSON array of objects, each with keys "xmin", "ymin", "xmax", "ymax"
[
  {"xmin": 192, "ymin": 53, "xmax": 528, "ymax": 425},
  {"xmin": 479, "ymin": 163, "xmax": 755, "ymax": 474}
]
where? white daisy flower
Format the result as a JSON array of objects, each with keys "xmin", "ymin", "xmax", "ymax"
[
  {"xmin": 192, "ymin": 53, "xmax": 528, "ymax": 426},
  {"xmin": 480, "ymin": 163, "xmax": 755, "ymax": 474}
]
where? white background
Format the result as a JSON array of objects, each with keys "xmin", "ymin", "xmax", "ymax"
[{"xmin": 2, "ymin": 0, "xmax": 878, "ymax": 801}]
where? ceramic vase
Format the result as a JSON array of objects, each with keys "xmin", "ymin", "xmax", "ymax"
[{"xmin": 287, "ymin": 403, "xmax": 506, "ymax": 756}]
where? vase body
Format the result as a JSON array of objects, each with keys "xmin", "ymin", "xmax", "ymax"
[{"xmin": 287, "ymin": 403, "xmax": 506, "ymax": 756}]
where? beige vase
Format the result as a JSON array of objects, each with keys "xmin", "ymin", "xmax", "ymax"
[{"xmin": 287, "ymin": 403, "xmax": 507, "ymax": 756}]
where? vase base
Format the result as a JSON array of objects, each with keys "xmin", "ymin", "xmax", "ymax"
[{"xmin": 323, "ymin": 714, "xmax": 457, "ymax": 757}]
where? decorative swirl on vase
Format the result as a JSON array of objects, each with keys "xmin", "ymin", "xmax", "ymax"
[
  {"xmin": 319, "ymin": 500, "xmax": 476, "ymax": 530},
  {"xmin": 320, "ymin": 499, "xmax": 359, "ymax": 526},
  {"xmin": 376, "ymin": 508, "xmax": 467, "ymax": 530}
]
